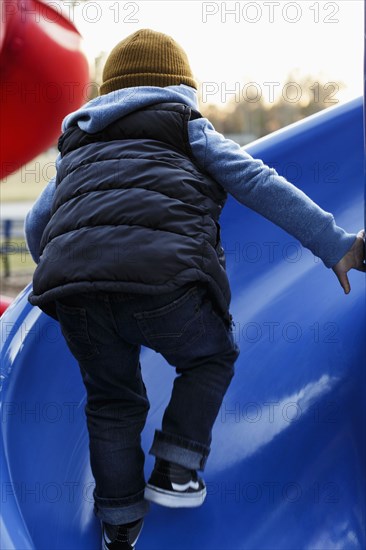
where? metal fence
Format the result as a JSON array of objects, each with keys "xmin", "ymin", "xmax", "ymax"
[{"xmin": 0, "ymin": 219, "xmax": 27, "ymax": 278}]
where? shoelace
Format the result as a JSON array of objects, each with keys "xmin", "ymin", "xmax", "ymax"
[
  {"xmin": 104, "ymin": 525, "xmax": 130, "ymax": 545},
  {"xmin": 115, "ymin": 531, "xmax": 129, "ymax": 543}
]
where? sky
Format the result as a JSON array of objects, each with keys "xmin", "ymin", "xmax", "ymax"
[{"xmin": 55, "ymin": 1, "xmax": 363, "ymax": 106}]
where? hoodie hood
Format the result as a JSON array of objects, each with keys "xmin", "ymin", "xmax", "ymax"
[{"xmin": 62, "ymin": 84, "xmax": 198, "ymax": 134}]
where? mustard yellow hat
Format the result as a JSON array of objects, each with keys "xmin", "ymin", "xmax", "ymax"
[{"xmin": 100, "ymin": 29, "xmax": 197, "ymax": 95}]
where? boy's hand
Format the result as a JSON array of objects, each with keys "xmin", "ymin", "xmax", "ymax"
[{"xmin": 332, "ymin": 229, "xmax": 366, "ymax": 294}]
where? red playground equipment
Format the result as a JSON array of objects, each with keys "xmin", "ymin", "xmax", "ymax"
[{"xmin": 0, "ymin": 0, "xmax": 89, "ymax": 179}]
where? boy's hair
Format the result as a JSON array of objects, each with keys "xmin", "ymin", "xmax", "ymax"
[{"xmin": 100, "ymin": 29, "xmax": 197, "ymax": 95}]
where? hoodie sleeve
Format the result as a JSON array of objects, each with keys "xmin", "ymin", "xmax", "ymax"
[
  {"xmin": 24, "ymin": 176, "xmax": 56, "ymax": 264},
  {"xmin": 188, "ymin": 117, "xmax": 357, "ymax": 268}
]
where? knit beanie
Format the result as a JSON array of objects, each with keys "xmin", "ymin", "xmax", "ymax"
[{"xmin": 100, "ymin": 29, "xmax": 197, "ymax": 95}]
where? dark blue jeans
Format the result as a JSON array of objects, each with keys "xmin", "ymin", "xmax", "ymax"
[{"xmin": 55, "ymin": 282, "xmax": 240, "ymax": 524}]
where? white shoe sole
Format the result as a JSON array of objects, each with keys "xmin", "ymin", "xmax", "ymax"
[{"xmin": 144, "ymin": 484, "xmax": 207, "ymax": 508}]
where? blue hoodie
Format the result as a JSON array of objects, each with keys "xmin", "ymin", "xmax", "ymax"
[{"xmin": 25, "ymin": 84, "xmax": 356, "ymax": 268}]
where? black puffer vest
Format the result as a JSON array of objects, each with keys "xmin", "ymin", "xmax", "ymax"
[{"xmin": 29, "ymin": 103, "xmax": 231, "ymax": 321}]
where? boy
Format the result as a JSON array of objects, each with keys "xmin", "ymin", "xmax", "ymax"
[{"xmin": 25, "ymin": 29, "xmax": 365, "ymax": 550}]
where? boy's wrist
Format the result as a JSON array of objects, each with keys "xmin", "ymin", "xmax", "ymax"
[{"xmin": 310, "ymin": 218, "xmax": 358, "ymax": 268}]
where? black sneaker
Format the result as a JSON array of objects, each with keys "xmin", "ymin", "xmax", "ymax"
[
  {"xmin": 144, "ymin": 459, "xmax": 206, "ymax": 508},
  {"xmin": 101, "ymin": 518, "xmax": 143, "ymax": 550}
]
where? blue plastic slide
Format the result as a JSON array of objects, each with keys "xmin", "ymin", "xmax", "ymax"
[{"xmin": 1, "ymin": 98, "xmax": 365, "ymax": 549}]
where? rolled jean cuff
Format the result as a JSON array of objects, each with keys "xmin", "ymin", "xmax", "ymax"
[
  {"xmin": 149, "ymin": 429, "xmax": 210, "ymax": 471},
  {"xmin": 93, "ymin": 488, "xmax": 149, "ymax": 525}
]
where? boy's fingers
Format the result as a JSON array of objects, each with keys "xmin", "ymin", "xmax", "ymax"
[{"xmin": 336, "ymin": 271, "xmax": 350, "ymax": 294}]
